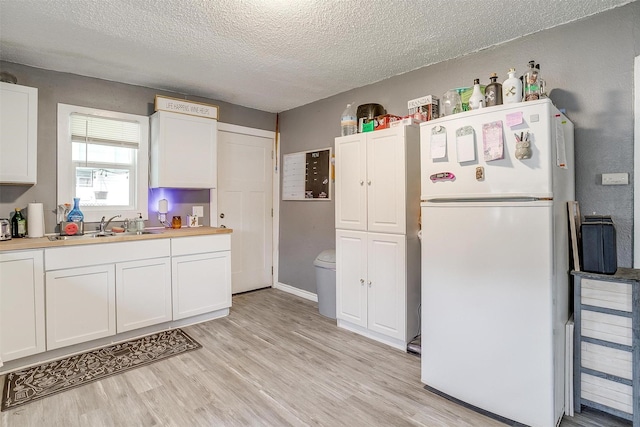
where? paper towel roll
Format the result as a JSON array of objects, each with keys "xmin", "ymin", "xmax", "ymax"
[{"xmin": 27, "ymin": 203, "xmax": 45, "ymax": 238}]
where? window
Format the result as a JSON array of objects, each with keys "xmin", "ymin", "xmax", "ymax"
[{"xmin": 57, "ymin": 104, "xmax": 149, "ymax": 223}]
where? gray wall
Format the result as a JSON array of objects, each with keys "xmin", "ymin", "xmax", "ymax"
[
  {"xmin": 0, "ymin": 61, "xmax": 276, "ymax": 232},
  {"xmin": 278, "ymin": 2, "xmax": 640, "ymax": 293}
]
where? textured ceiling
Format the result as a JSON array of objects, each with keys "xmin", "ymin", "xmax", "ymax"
[{"xmin": 0, "ymin": 0, "xmax": 634, "ymax": 113}]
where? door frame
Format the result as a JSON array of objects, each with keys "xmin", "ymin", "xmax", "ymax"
[
  {"xmin": 213, "ymin": 122, "xmax": 279, "ymax": 288},
  {"xmin": 634, "ymin": 55, "xmax": 639, "ymax": 267}
]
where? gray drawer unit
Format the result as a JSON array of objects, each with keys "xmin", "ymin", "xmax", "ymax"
[{"xmin": 572, "ymin": 268, "xmax": 640, "ymax": 426}]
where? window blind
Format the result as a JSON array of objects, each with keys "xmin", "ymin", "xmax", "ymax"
[{"xmin": 71, "ymin": 113, "xmax": 140, "ymax": 148}]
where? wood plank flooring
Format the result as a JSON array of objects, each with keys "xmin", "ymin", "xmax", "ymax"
[{"xmin": 1, "ymin": 288, "xmax": 632, "ymax": 426}]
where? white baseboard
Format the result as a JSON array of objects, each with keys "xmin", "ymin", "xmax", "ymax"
[{"xmin": 274, "ymin": 282, "xmax": 318, "ymax": 302}]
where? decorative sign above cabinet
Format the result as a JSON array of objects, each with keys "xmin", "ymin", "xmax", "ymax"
[{"xmin": 154, "ymin": 95, "xmax": 219, "ymax": 120}]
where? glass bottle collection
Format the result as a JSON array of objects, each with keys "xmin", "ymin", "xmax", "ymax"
[{"xmin": 444, "ymin": 60, "xmax": 545, "ymax": 115}]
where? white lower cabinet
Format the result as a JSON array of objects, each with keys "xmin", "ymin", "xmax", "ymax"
[
  {"xmin": 336, "ymin": 230, "xmax": 416, "ymax": 348},
  {"xmin": 172, "ymin": 235, "xmax": 232, "ymax": 320},
  {"xmin": 46, "ymin": 264, "xmax": 116, "ymax": 350},
  {"xmin": 0, "ymin": 250, "xmax": 45, "ymax": 362},
  {"xmin": 116, "ymin": 258, "xmax": 172, "ymax": 333}
]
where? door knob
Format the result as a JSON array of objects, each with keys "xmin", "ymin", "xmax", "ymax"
[{"xmin": 220, "ymin": 213, "xmax": 225, "ymax": 218}]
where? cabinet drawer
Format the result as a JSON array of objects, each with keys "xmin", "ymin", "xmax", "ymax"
[
  {"xmin": 581, "ymin": 373, "xmax": 633, "ymax": 415},
  {"xmin": 171, "ymin": 234, "xmax": 230, "ymax": 256},
  {"xmin": 45, "ymin": 239, "xmax": 170, "ymax": 270},
  {"xmin": 581, "ymin": 341, "xmax": 632, "ymax": 380},
  {"xmin": 582, "ymin": 278, "xmax": 632, "ymax": 312},
  {"xmin": 581, "ymin": 309, "xmax": 632, "ymax": 346}
]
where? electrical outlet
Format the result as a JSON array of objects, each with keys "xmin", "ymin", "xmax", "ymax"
[
  {"xmin": 192, "ymin": 205, "xmax": 204, "ymax": 217},
  {"xmin": 602, "ymin": 173, "xmax": 629, "ymax": 186}
]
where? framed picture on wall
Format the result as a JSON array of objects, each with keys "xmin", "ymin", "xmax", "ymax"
[{"xmin": 282, "ymin": 148, "xmax": 332, "ymax": 200}]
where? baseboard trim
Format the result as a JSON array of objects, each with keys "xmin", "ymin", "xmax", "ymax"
[{"xmin": 274, "ymin": 282, "xmax": 318, "ymax": 302}]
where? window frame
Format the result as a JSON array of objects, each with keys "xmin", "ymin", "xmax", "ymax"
[{"xmin": 57, "ymin": 103, "xmax": 149, "ymax": 223}]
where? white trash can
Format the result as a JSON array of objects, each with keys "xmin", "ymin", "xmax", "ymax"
[{"xmin": 314, "ymin": 249, "xmax": 336, "ymax": 319}]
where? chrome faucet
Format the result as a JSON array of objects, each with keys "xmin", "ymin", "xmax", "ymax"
[{"xmin": 99, "ymin": 215, "xmax": 121, "ymax": 233}]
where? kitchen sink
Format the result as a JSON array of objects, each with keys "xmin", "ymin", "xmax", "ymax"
[{"xmin": 48, "ymin": 230, "xmax": 153, "ymax": 241}]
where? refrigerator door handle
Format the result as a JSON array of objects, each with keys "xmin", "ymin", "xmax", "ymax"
[{"xmin": 422, "ymin": 196, "xmax": 553, "ymax": 203}]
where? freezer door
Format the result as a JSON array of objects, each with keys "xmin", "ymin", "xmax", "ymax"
[
  {"xmin": 421, "ymin": 201, "xmax": 559, "ymax": 427},
  {"xmin": 420, "ymin": 99, "xmax": 572, "ymax": 200}
]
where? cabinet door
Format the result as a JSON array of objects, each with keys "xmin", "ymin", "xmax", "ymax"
[
  {"xmin": 335, "ymin": 134, "xmax": 367, "ymax": 230},
  {"xmin": 367, "ymin": 129, "xmax": 406, "ymax": 234},
  {"xmin": 367, "ymin": 233, "xmax": 406, "ymax": 340},
  {"xmin": 172, "ymin": 251, "xmax": 231, "ymax": 320},
  {"xmin": 46, "ymin": 265, "xmax": 116, "ymax": 350},
  {"xmin": 151, "ymin": 110, "xmax": 217, "ymax": 188},
  {"xmin": 116, "ymin": 258, "xmax": 172, "ymax": 333},
  {"xmin": 0, "ymin": 250, "xmax": 45, "ymax": 362},
  {"xmin": 0, "ymin": 82, "xmax": 38, "ymax": 184},
  {"xmin": 336, "ymin": 230, "xmax": 367, "ymax": 327}
]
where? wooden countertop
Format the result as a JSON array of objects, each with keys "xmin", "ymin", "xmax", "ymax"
[{"xmin": 0, "ymin": 226, "xmax": 232, "ymax": 252}]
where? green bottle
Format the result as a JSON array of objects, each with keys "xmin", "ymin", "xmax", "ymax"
[{"xmin": 11, "ymin": 208, "xmax": 26, "ymax": 238}]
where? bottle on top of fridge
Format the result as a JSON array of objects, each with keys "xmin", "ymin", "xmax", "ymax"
[
  {"xmin": 502, "ymin": 68, "xmax": 522, "ymax": 104},
  {"xmin": 524, "ymin": 60, "xmax": 541, "ymax": 101},
  {"xmin": 340, "ymin": 103, "xmax": 357, "ymax": 136},
  {"xmin": 484, "ymin": 73, "xmax": 502, "ymax": 107},
  {"xmin": 468, "ymin": 79, "xmax": 484, "ymax": 110}
]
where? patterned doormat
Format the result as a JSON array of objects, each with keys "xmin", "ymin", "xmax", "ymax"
[{"xmin": 1, "ymin": 328, "xmax": 201, "ymax": 412}]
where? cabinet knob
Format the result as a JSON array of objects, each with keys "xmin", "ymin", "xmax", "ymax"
[
  {"xmin": 360, "ymin": 279, "xmax": 364, "ymax": 285},
  {"xmin": 360, "ymin": 180, "xmax": 364, "ymax": 186},
  {"xmin": 220, "ymin": 213, "xmax": 225, "ymax": 218},
  {"xmin": 367, "ymin": 180, "xmax": 372, "ymax": 186},
  {"xmin": 220, "ymin": 224, "xmax": 227, "ymax": 228},
  {"xmin": 368, "ymin": 280, "xmax": 372, "ymax": 287}
]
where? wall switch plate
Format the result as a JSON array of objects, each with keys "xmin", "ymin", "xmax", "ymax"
[
  {"xmin": 192, "ymin": 205, "xmax": 204, "ymax": 217},
  {"xmin": 602, "ymin": 173, "xmax": 629, "ymax": 185}
]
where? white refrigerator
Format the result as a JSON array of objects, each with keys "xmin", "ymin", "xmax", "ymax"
[{"xmin": 419, "ymin": 99, "xmax": 574, "ymax": 427}]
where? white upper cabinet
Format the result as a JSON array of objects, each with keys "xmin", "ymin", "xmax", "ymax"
[
  {"xmin": 335, "ymin": 126, "xmax": 420, "ymax": 234},
  {"xmin": 150, "ymin": 110, "xmax": 217, "ymax": 188},
  {"xmin": 0, "ymin": 82, "xmax": 38, "ymax": 184}
]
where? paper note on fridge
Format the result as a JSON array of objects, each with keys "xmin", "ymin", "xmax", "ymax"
[
  {"xmin": 430, "ymin": 127, "xmax": 447, "ymax": 159},
  {"xmin": 555, "ymin": 115, "xmax": 568, "ymax": 169},
  {"xmin": 506, "ymin": 111, "xmax": 523, "ymax": 127},
  {"xmin": 456, "ymin": 127, "xmax": 476, "ymax": 163},
  {"xmin": 482, "ymin": 121, "xmax": 504, "ymax": 162}
]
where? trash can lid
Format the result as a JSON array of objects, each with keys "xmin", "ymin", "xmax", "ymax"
[{"xmin": 314, "ymin": 249, "xmax": 336, "ymax": 269}]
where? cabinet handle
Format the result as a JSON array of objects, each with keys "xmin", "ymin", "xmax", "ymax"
[
  {"xmin": 368, "ymin": 280, "xmax": 372, "ymax": 287},
  {"xmin": 360, "ymin": 279, "xmax": 364, "ymax": 285},
  {"xmin": 367, "ymin": 180, "xmax": 372, "ymax": 186},
  {"xmin": 360, "ymin": 180, "xmax": 364, "ymax": 186}
]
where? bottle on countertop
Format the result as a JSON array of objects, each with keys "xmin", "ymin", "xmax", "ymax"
[
  {"xmin": 136, "ymin": 213, "xmax": 145, "ymax": 232},
  {"xmin": 484, "ymin": 73, "xmax": 502, "ymax": 107},
  {"xmin": 340, "ymin": 103, "xmax": 357, "ymax": 136},
  {"xmin": 468, "ymin": 79, "xmax": 485, "ymax": 110},
  {"xmin": 67, "ymin": 197, "xmax": 84, "ymax": 222},
  {"xmin": 502, "ymin": 68, "xmax": 522, "ymax": 104},
  {"xmin": 11, "ymin": 208, "xmax": 26, "ymax": 238},
  {"xmin": 524, "ymin": 60, "xmax": 541, "ymax": 101}
]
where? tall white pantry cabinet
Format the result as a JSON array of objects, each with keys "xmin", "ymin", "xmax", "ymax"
[{"xmin": 334, "ymin": 125, "xmax": 421, "ymax": 351}]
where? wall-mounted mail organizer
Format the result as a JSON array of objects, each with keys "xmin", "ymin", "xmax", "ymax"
[{"xmin": 282, "ymin": 148, "xmax": 332, "ymax": 200}]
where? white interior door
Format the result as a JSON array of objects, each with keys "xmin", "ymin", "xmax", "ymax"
[{"xmin": 218, "ymin": 124, "xmax": 274, "ymax": 294}]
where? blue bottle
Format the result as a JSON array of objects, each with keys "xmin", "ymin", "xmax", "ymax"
[{"xmin": 67, "ymin": 197, "xmax": 84, "ymax": 222}]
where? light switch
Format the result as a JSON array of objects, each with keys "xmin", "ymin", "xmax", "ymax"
[{"xmin": 602, "ymin": 173, "xmax": 629, "ymax": 185}]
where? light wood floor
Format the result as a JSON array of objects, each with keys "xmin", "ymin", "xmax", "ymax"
[{"xmin": 1, "ymin": 288, "xmax": 631, "ymax": 426}]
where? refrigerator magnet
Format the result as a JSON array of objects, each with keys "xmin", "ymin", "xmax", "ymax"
[{"xmin": 430, "ymin": 172, "xmax": 455, "ymax": 182}]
